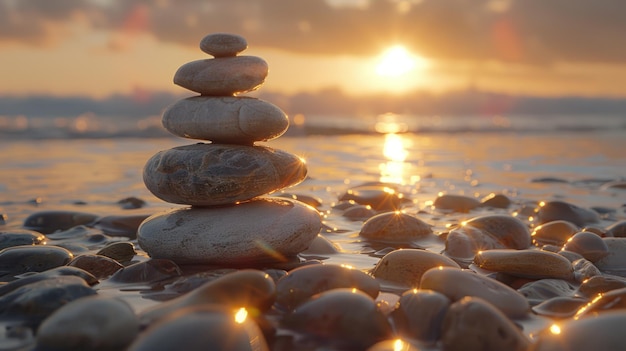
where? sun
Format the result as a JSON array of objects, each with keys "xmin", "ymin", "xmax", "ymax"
[{"xmin": 375, "ymin": 45, "xmax": 428, "ymax": 77}]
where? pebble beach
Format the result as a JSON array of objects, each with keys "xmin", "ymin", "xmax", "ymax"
[
  {"xmin": 1, "ymin": 33, "xmax": 626, "ymax": 350},
  {"xmin": 1, "ymin": 128, "xmax": 625, "ymax": 350}
]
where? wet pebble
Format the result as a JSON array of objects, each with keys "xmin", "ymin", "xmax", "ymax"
[
  {"xmin": 474, "ymin": 249, "xmax": 574, "ymax": 280},
  {"xmin": 0, "ymin": 266, "xmax": 97, "ymax": 297},
  {"xmin": 391, "ymin": 289, "xmax": 451, "ymax": 343},
  {"xmin": 562, "ymin": 231, "xmax": 608, "ymax": 262},
  {"xmin": 117, "ymin": 196, "xmax": 147, "ymax": 209},
  {"xmin": 536, "ymin": 200, "xmax": 599, "ymax": 227},
  {"xmin": 433, "ymin": 194, "xmax": 481, "ymax": 213},
  {"xmin": 0, "ymin": 276, "xmax": 96, "ymax": 328},
  {"xmin": 517, "ymin": 279, "xmax": 577, "ymax": 305},
  {"xmin": 593, "ymin": 237, "xmax": 626, "ymax": 275},
  {"xmin": 371, "ymin": 249, "xmax": 460, "ymax": 290},
  {"xmin": 531, "ymin": 177, "xmax": 569, "ymax": 183},
  {"xmin": 0, "ymin": 229, "xmax": 45, "ymax": 250},
  {"xmin": 576, "ymin": 274, "xmax": 626, "ymax": 298},
  {"xmin": 420, "ymin": 267, "xmax": 530, "ymax": 318},
  {"xmin": 531, "ymin": 311, "xmax": 626, "ymax": 351},
  {"xmin": 574, "ymin": 286, "xmax": 626, "ymax": 317},
  {"xmin": 339, "ymin": 185, "xmax": 409, "ymax": 211},
  {"xmin": 359, "ymin": 211, "xmax": 434, "ymax": 242},
  {"xmin": 140, "ymin": 269, "xmax": 276, "ymax": 326},
  {"xmin": 130, "ymin": 306, "xmax": 269, "ymax": 351},
  {"xmin": 300, "ymin": 235, "xmax": 341, "ymax": 257},
  {"xmin": 22, "ymin": 210, "xmax": 99, "ymax": 234},
  {"xmin": 444, "ymin": 214, "xmax": 531, "ymax": 263},
  {"xmin": 278, "ymin": 193, "xmax": 322, "ymax": 208},
  {"xmin": 571, "ymin": 258, "xmax": 602, "ymax": 282},
  {"xmin": 557, "ymin": 249, "xmax": 584, "ymax": 262},
  {"xmin": 109, "ymin": 259, "xmax": 182, "ymax": 284},
  {"xmin": 92, "ymin": 214, "xmax": 150, "ymax": 239},
  {"xmin": 45, "ymin": 224, "xmax": 94, "ymax": 240},
  {"xmin": 479, "ymin": 192, "xmax": 512, "ymax": 208},
  {"xmin": 441, "ymin": 296, "xmax": 530, "ymax": 351},
  {"xmin": 96, "ymin": 241, "xmax": 136, "ymax": 264},
  {"xmin": 282, "ymin": 288, "xmax": 392, "ymax": 349},
  {"xmin": 531, "ymin": 296, "xmax": 588, "ymax": 319},
  {"xmin": 0, "ymin": 245, "xmax": 73, "ymax": 281},
  {"xmin": 531, "ymin": 220, "xmax": 579, "ymax": 246},
  {"xmin": 606, "ymin": 220, "xmax": 626, "ymax": 237},
  {"xmin": 275, "ymin": 264, "xmax": 379, "ymax": 311},
  {"xmin": 342, "ymin": 204, "xmax": 377, "ymax": 221},
  {"xmin": 68, "ymin": 254, "xmax": 124, "ymax": 279},
  {"xmin": 36, "ymin": 296, "xmax": 139, "ymax": 351}
]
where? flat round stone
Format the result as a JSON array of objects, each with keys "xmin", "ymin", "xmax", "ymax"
[
  {"xmin": 162, "ymin": 96, "xmax": 288, "ymax": 144},
  {"xmin": 137, "ymin": 197, "xmax": 322, "ymax": 264},
  {"xmin": 474, "ymin": 249, "xmax": 574, "ymax": 280},
  {"xmin": 174, "ymin": 56, "xmax": 268, "ymax": 96},
  {"xmin": 420, "ymin": 267, "xmax": 530, "ymax": 318},
  {"xmin": 200, "ymin": 33, "xmax": 247, "ymax": 57},
  {"xmin": 143, "ymin": 143, "xmax": 307, "ymax": 206}
]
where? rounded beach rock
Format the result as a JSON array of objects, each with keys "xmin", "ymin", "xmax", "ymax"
[
  {"xmin": 200, "ymin": 33, "xmax": 247, "ymax": 57},
  {"xmin": 275, "ymin": 264, "xmax": 379, "ymax": 311},
  {"xmin": 282, "ymin": 288, "xmax": 392, "ymax": 349},
  {"xmin": 359, "ymin": 211, "xmax": 433, "ymax": 242},
  {"xmin": 536, "ymin": 200, "xmax": 599, "ymax": 226},
  {"xmin": 0, "ymin": 245, "xmax": 74, "ymax": 281},
  {"xmin": 420, "ymin": 267, "xmax": 530, "ymax": 318},
  {"xmin": 140, "ymin": 269, "xmax": 276, "ymax": 326},
  {"xmin": 36, "ymin": 296, "xmax": 139, "ymax": 351},
  {"xmin": 442, "ymin": 297, "xmax": 530, "ymax": 351},
  {"xmin": 138, "ymin": 197, "xmax": 322, "ymax": 264},
  {"xmin": 562, "ymin": 231, "xmax": 608, "ymax": 262},
  {"xmin": 162, "ymin": 96, "xmax": 288, "ymax": 144},
  {"xmin": 131, "ymin": 306, "xmax": 269, "ymax": 351},
  {"xmin": 474, "ymin": 249, "xmax": 574, "ymax": 280},
  {"xmin": 530, "ymin": 310, "xmax": 626, "ymax": 351},
  {"xmin": 444, "ymin": 214, "xmax": 531, "ymax": 262},
  {"xmin": 531, "ymin": 220, "xmax": 579, "ymax": 246},
  {"xmin": 174, "ymin": 56, "xmax": 268, "ymax": 95},
  {"xmin": 371, "ymin": 249, "xmax": 460, "ymax": 289},
  {"xmin": 433, "ymin": 194, "xmax": 481, "ymax": 213},
  {"xmin": 143, "ymin": 143, "xmax": 307, "ymax": 206},
  {"xmin": 391, "ymin": 289, "xmax": 451, "ymax": 342}
]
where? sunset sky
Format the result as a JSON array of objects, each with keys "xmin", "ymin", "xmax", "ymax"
[{"xmin": 1, "ymin": 0, "xmax": 625, "ymax": 100}]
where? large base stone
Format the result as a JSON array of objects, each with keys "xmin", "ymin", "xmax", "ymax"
[{"xmin": 137, "ymin": 197, "xmax": 322, "ymax": 264}]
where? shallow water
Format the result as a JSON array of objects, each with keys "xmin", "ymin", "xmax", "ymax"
[{"xmin": 1, "ymin": 127, "xmax": 626, "ymax": 348}]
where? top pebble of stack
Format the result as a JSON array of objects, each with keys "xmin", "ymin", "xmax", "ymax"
[
  {"xmin": 200, "ymin": 33, "xmax": 248, "ymax": 57},
  {"xmin": 174, "ymin": 33, "xmax": 268, "ymax": 96}
]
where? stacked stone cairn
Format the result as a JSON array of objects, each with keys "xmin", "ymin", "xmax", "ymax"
[{"xmin": 138, "ymin": 33, "xmax": 322, "ymax": 265}]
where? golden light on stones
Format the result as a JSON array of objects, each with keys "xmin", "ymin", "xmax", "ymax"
[
  {"xmin": 234, "ymin": 307, "xmax": 248, "ymax": 324},
  {"xmin": 393, "ymin": 338, "xmax": 408, "ymax": 351},
  {"xmin": 549, "ymin": 323, "xmax": 561, "ymax": 335}
]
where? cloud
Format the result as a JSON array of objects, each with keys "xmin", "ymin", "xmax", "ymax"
[{"xmin": 1, "ymin": 0, "xmax": 625, "ymax": 65}]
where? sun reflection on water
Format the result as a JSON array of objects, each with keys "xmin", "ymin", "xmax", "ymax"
[{"xmin": 377, "ymin": 114, "xmax": 414, "ymax": 185}]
